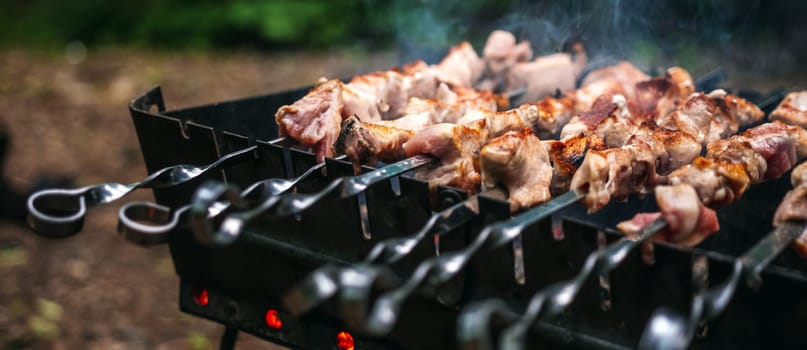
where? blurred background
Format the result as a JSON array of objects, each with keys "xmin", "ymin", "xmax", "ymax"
[{"xmin": 0, "ymin": 0, "xmax": 805, "ymax": 349}]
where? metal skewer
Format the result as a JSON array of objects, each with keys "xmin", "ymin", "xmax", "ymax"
[
  {"xmin": 456, "ymin": 217, "xmax": 668, "ymax": 350},
  {"xmin": 638, "ymin": 221, "xmax": 807, "ymax": 350},
  {"xmin": 211, "ymin": 154, "xmax": 435, "ymax": 231},
  {"xmin": 283, "ymin": 191, "xmax": 490, "ymax": 316},
  {"xmin": 26, "ymin": 143, "xmax": 267, "ymax": 237},
  {"xmin": 339, "ymin": 190, "xmax": 584, "ymax": 335},
  {"xmin": 115, "ymin": 153, "xmax": 340, "ymax": 246}
]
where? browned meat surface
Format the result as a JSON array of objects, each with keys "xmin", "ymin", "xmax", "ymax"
[
  {"xmin": 618, "ymin": 184, "xmax": 720, "ymax": 247},
  {"xmin": 277, "ymin": 38, "xmax": 495, "ymax": 162},
  {"xmin": 774, "ymin": 185, "xmax": 807, "ymax": 226},
  {"xmin": 432, "ymin": 85, "xmax": 507, "ymax": 123},
  {"xmin": 793, "ymin": 161, "xmax": 807, "ymax": 187},
  {"xmin": 741, "ymin": 121, "xmax": 807, "ymax": 179},
  {"xmin": 628, "ymin": 67, "xmax": 694, "ymax": 121},
  {"xmin": 560, "ymin": 94, "xmax": 634, "ymax": 147},
  {"xmin": 706, "ymin": 139, "xmax": 767, "ymax": 184},
  {"xmin": 480, "ymin": 128, "xmax": 552, "ymax": 212},
  {"xmin": 403, "ymin": 123, "xmax": 485, "ymax": 193},
  {"xmin": 708, "ymin": 89, "xmax": 764, "ymax": 131},
  {"xmin": 668, "ymin": 157, "xmax": 750, "ymax": 207},
  {"xmin": 779, "ymin": 162, "xmax": 807, "ymax": 258},
  {"xmin": 546, "ymin": 134, "xmax": 607, "ymax": 196},
  {"xmin": 480, "ymin": 96, "xmax": 576, "ymax": 139},
  {"xmin": 333, "ymin": 86, "xmax": 506, "ymax": 166},
  {"xmin": 629, "ymin": 124, "xmax": 701, "ymax": 174},
  {"xmin": 656, "ymin": 93, "xmax": 716, "ymax": 145},
  {"xmin": 771, "ymin": 91, "xmax": 807, "ymax": 130},
  {"xmin": 570, "ymin": 142, "xmax": 657, "ymax": 212},
  {"xmin": 334, "ymin": 116, "xmax": 414, "ymax": 167}
]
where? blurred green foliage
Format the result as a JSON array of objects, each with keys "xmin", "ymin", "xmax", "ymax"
[{"xmin": 0, "ymin": 0, "xmax": 513, "ymax": 50}]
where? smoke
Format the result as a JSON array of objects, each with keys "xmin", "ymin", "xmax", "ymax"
[{"xmin": 389, "ymin": 0, "xmax": 807, "ymax": 86}]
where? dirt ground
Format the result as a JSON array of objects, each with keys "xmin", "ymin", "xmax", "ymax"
[
  {"xmin": 1, "ymin": 46, "xmax": 807, "ymax": 350},
  {"xmin": 0, "ymin": 47, "xmax": 397, "ymax": 350}
]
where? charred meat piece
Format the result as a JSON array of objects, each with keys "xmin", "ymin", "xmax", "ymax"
[
  {"xmin": 629, "ymin": 124, "xmax": 701, "ymax": 174},
  {"xmin": 561, "ymin": 94, "xmax": 634, "ymax": 147},
  {"xmin": 617, "ymin": 184, "xmax": 719, "ymax": 247},
  {"xmin": 403, "ymin": 123, "xmax": 486, "ymax": 194},
  {"xmin": 570, "ymin": 143, "xmax": 657, "ymax": 212},
  {"xmin": 335, "ymin": 116, "xmax": 414, "ymax": 167},
  {"xmin": 656, "ymin": 93, "xmax": 716, "ymax": 145},
  {"xmin": 629, "ymin": 67, "xmax": 694, "ymax": 121},
  {"xmin": 706, "ymin": 139, "xmax": 767, "ymax": 184},
  {"xmin": 432, "ymin": 85, "xmax": 507, "ymax": 124},
  {"xmin": 667, "ymin": 157, "xmax": 750, "ymax": 207},
  {"xmin": 771, "ymin": 91, "xmax": 807, "ymax": 130},
  {"xmin": 546, "ymin": 134, "xmax": 607, "ymax": 196},
  {"xmin": 480, "ymin": 128, "xmax": 553, "ymax": 212},
  {"xmin": 708, "ymin": 89, "xmax": 764, "ymax": 129},
  {"xmin": 334, "ymin": 87, "xmax": 505, "ymax": 166},
  {"xmin": 480, "ymin": 96, "xmax": 576, "ymax": 139},
  {"xmin": 277, "ymin": 38, "xmax": 491, "ymax": 162}
]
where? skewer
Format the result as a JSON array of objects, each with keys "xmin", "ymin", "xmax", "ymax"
[
  {"xmin": 456, "ymin": 217, "xmax": 667, "ymax": 350},
  {"xmin": 638, "ymin": 222, "xmax": 806, "ymax": 350},
  {"xmin": 283, "ymin": 190, "xmax": 498, "ymax": 316},
  {"xmin": 26, "ymin": 141, "xmax": 273, "ymax": 237},
  {"xmin": 116, "ymin": 155, "xmax": 347, "ymax": 246}
]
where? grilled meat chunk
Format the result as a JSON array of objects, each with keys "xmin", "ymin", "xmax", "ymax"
[
  {"xmin": 628, "ymin": 67, "xmax": 694, "ymax": 121},
  {"xmin": 706, "ymin": 139, "xmax": 767, "ymax": 184},
  {"xmin": 618, "ymin": 184, "xmax": 719, "ymax": 247},
  {"xmin": 627, "ymin": 124, "xmax": 702, "ymax": 175},
  {"xmin": 276, "ymin": 79, "xmax": 346, "ymax": 162},
  {"xmin": 668, "ymin": 157, "xmax": 750, "ymax": 207},
  {"xmin": 793, "ymin": 160, "xmax": 807, "ymax": 187},
  {"xmin": 575, "ymin": 61, "xmax": 649, "ymax": 111},
  {"xmin": 561, "ymin": 94, "xmax": 634, "ymax": 147},
  {"xmin": 335, "ymin": 116, "xmax": 414, "ymax": 167},
  {"xmin": 434, "ymin": 42, "xmax": 484, "ymax": 88},
  {"xmin": 477, "ymin": 30, "xmax": 533, "ymax": 91},
  {"xmin": 403, "ymin": 123, "xmax": 485, "ymax": 193},
  {"xmin": 771, "ymin": 91, "xmax": 807, "ymax": 130},
  {"xmin": 480, "ymin": 129, "xmax": 553, "ymax": 212},
  {"xmin": 334, "ymin": 87, "xmax": 504, "ymax": 166},
  {"xmin": 570, "ymin": 142, "xmax": 657, "ymax": 212},
  {"xmin": 480, "ymin": 96, "xmax": 576, "ymax": 139},
  {"xmin": 546, "ymin": 134, "xmax": 607, "ymax": 196},
  {"xmin": 506, "ymin": 47, "xmax": 587, "ymax": 105},
  {"xmin": 741, "ymin": 121, "xmax": 807, "ymax": 180},
  {"xmin": 775, "ymin": 162, "xmax": 807, "ymax": 258},
  {"xmin": 708, "ymin": 89, "xmax": 764, "ymax": 133},
  {"xmin": 656, "ymin": 93, "xmax": 716, "ymax": 145}
]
